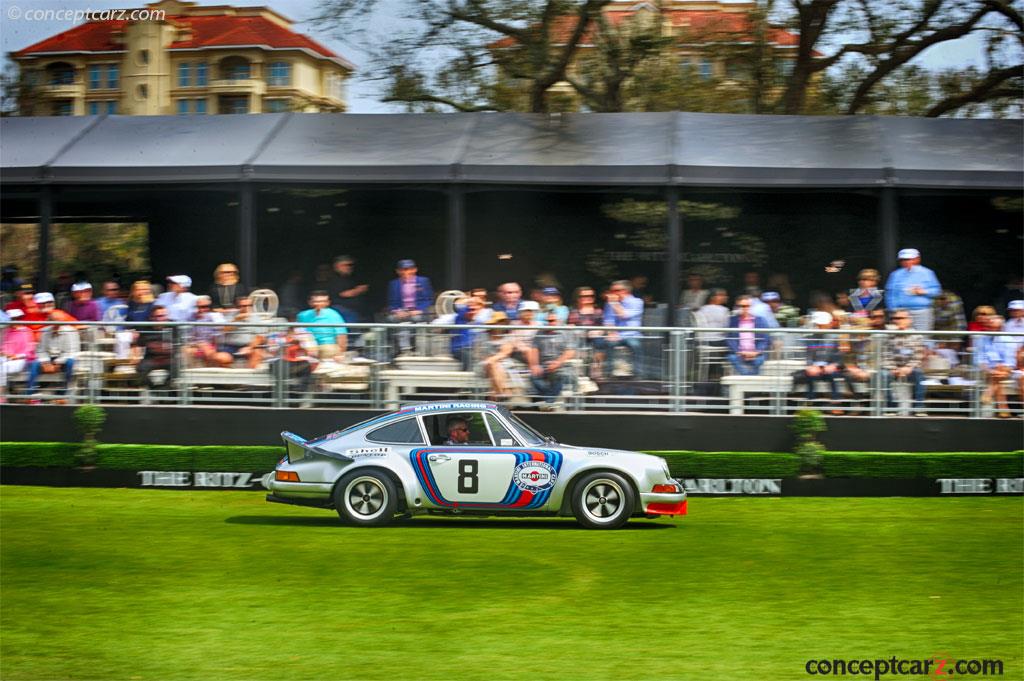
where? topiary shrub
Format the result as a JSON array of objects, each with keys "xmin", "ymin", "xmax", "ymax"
[
  {"xmin": 791, "ymin": 409, "xmax": 826, "ymax": 476},
  {"xmin": 73, "ymin": 404, "xmax": 106, "ymax": 468}
]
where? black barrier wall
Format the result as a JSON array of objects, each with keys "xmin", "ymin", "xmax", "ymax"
[{"xmin": 1, "ymin": 405, "xmax": 1020, "ymax": 452}]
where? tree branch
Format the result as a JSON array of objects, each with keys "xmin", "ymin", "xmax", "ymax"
[
  {"xmin": 381, "ymin": 92, "xmax": 501, "ymax": 112},
  {"xmin": 925, "ymin": 62, "xmax": 1023, "ymax": 116}
]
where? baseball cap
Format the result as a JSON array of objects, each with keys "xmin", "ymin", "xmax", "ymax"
[
  {"xmin": 396, "ymin": 259, "xmax": 416, "ymax": 270},
  {"xmin": 811, "ymin": 311, "xmax": 833, "ymax": 326},
  {"xmin": 34, "ymin": 292, "xmax": 55, "ymax": 304},
  {"xmin": 761, "ymin": 291, "xmax": 781, "ymax": 302},
  {"xmin": 167, "ymin": 274, "xmax": 192, "ymax": 288},
  {"xmin": 71, "ymin": 282, "xmax": 92, "ymax": 292},
  {"xmin": 897, "ymin": 248, "xmax": 920, "ymax": 260},
  {"xmin": 7, "ymin": 308, "xmax": 24, "ymax": 319},
  {"xmin": 542, "ymin": 287, "xmax": 559, "ymax": 296},
  {"xmin": 334, "ymin": 255, "xmax": 354, "ymax": 265},
  {"xmin": 519, "ymin": 301, "xmax": 540, "ymax": 311},
  {"xmin": 1008, "ymin": 300, "xmax": 1024, "ymax": 311},
  {"xmin": 16, "ymin": 283, "xmax": 34, "ymax": 293}
]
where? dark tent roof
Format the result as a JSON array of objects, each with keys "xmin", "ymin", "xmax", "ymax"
[{"xmin": 2, "ymin": 112, "xmax": 1020, "ymax": 189}]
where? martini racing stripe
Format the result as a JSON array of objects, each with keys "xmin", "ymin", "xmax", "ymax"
[{"xmin": 409, "ymin": 448, "xmax": 562, "ymax": 509}]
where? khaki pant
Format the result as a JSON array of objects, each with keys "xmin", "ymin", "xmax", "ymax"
[{"xmin": 316, "ymin": 344, "xmax": 341, "ymax": 360}]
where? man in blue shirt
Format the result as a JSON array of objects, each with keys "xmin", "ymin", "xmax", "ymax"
[
  {"xmin": 296, "ymin": 290, "xmax": 348, "ymax": 361},
  {"xmin": 884, "ymin": 248, "xmax": 941, "ymax": 331},
  {"xmin": 602, "ymin": 280, "xmax": 645, "ymax": 378}
]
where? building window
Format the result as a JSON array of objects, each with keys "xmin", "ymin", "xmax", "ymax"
[
  {"xmin": 106, "ymin": 100, "xmax": 117, "ymax": 114},
  {"xmin": 52, "ymin": 100, "xmax": 73, "ymax": 116},
  {"xmin": 136, "ymin": 84, "xmax": 148, "ymax": 100},
  {"xmin": 221, "ymin": 57, "xmax": 250, "ymax": 81},
  {"xmin": 178, "ymin": 62, "xmax": 191, "ymax": 87},
  {"xmin": 88, "ymin": 101, "xmax": 100, "ymax": 115},
  {"xmin": 267, "ymin": 61, "xmax": 290, "ymax": 86},
  {"xmin": 47, "ymin": 62, "xmax": 75, "ymax": 85},
  {"xmin": 196, "ymin": 62, "xmax": 207, "ymax": 86},
  {"xmin": 219, "ymin": 95, "xmax": 249, "ymax": 114},
  {"xmin": 136, "ymin": 49, "xmax": 150, "ymax": 66},
  {"xmin": 265, "ymin": 98, "xmax": 290, "ymax": 112},
  {"xmin": 177, "ymin": 99, "xmax": 190, "ymax": 115},
  {"xmin": 195, "ymin": 98, "xmax": 206, "ymax": 114},
  {"xmin": 89, "ymin": 65, "xmax": 101, "ymax": 89},
  {"xmin": 107, "ymin": 64, "xmax": 119, "ymax": 89},
  {"xmin": 698, "ymin": 58, "xmax": 714, "ymax": 80}
]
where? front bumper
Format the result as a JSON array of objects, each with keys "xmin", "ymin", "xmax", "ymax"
[{"xmin": 640, "ymin": 491, "xmax": 688, "ymax": 516}]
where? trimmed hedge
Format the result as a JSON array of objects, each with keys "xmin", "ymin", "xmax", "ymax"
[{"xmin": 2, "ymin": 443, "xmax": 1021, "ymax": 479}]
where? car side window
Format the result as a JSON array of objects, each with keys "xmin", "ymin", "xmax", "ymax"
[
  {"xmin": 485, "ymin": 413, "xmax": 519, "ymax": 447},
  {"xmin": 366, "ymin": 418, "xmax": 425, "ymax": 445},
  {"xmin": 424, "ymin": 412, "xmax": 491, "ymax": 445}
]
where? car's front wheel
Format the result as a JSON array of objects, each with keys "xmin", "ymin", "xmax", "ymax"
[
  {"xmin": 571, "ymin": 472, "xmax": 635, "ymax": 530},
  {"xmin": 333, "ymin": 471, "xmax": 398, "ymax": 526}
]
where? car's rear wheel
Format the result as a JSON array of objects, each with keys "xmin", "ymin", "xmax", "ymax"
[
  {"xmin": 334, "ymin": 471, "xmax": 398, "ymax": 526},
  {"xmin": 571, "ymin": 472, "xmax": 635, "ymax": 530}
]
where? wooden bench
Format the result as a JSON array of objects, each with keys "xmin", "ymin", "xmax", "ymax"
[{"xmin": 380, "ymin": 369, "xmax": 488, "ymax": 408}]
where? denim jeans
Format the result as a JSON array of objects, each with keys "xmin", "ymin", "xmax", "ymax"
[
  {"xmin": 529, "ymin": 372, "xmax": 564, "ymax": 403},
  {"xmin": 728, "ymin": 352, "xmax": 764, "ymax": 376},
  {"xmin": 885, "ymin": 367, "xmax": 925, "ymax": 409},
  {"xmin": 27, "ymin": 358, "xmax": 75, "ymax": 395}
]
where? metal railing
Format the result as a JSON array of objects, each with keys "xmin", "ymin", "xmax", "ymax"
[{"xmin": 1, "ymin": 319, "xmax": 1021, "ymax": 418}]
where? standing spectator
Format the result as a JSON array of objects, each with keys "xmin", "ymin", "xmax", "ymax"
[
  {"xmin": 208, "ymin": 263, "xmax": 247, "ymax": 315},
  {"xmin": 64, "ymin": 282, "xmax": 101, "ymax": 322},
  {"xmin": 933, "ymin": 290, "xmax": 967, "ymax": 332},
  {"xmin": 134, "ymin": 305, "xmax": 175, "ymax": 389},
  {"xmin": 884, "ymin": 249, "xmax": 941, "ymax": 331},
  {"xmin": 792, "ymin": 311, "xmax": 844, "ymax": 412},
  {"xmin": 680, "ymin": 273, "xmax": 709, "ymax": 312},
  {"xmin": 156, "ymin": 275, "xmax": 198, "ymax": 322},
  {"xmin": 602, "ymin": 280, "xmax": 645, "ymax": 377},
  {"xmin": 0, "ymin": 266, "xmax": 23, "ymax": 294},
  {"xmin": 0, "ymin": 309, "xmax": 35, "ymax": 402},
  {"xmin": 848, "ymin": 269, "xmax": 885, "ymax": 318},
  {"xmin": 882, "ymin": 310, "xmax": 928, "ymax": 416},
  {"xmin": 493, "ymin": 282, "xmax": 524, "ymax": 321},
  {"xmin": 996, "ymin": 276, "xmax": 1024, "ymax": 312},
  {"xmin": 528, "ymin": 310, "xmax": 575, "ymax": 409},
  {"xmin": 387, "ymin": 259, "xmax": 433, "ymax": 354},
  {"xmin": 761, "ymin": 292, "xmax": 800, "ymax": 327},
  {"xmin": 541, "ymin": 287, "xmax": 569, "ymax": 324},
  {"xmin": 973, "ymin": 314, "xmax": 1018, "ymax": 418},
  {"xmin": 742, "ymin": 271, "xmax": 762, "ymax": 298},
  {"xmin": 630, "ymin": 275, "xmax": 654, "ymax": 306},
  {"xmin": 297, "ymin": 291, "xmax": 348, "ymax": 361},
  {"xmin": 726, "ymin": 295, "xmax": 771, "ymax": 375},
  {"xmin": 125, "ymin": 281, "xmax": 156, "ymax": 322},
  {"xmin": 1003, "ymin": 300, "xmax": 1024, "ymax": 342},
  {"xmin": 468, "ymin": 288, "xmax": 494, "ymax": 323},
  {"xmin": 326, "ymin": 255, "xmax": 369, "ymax": 323},
  {"xmin": 96, "ymin": 281, "xmax": 126, "ymax": 318},
  {"xmin": 695, "ymin": 289, "xmax": 730, "ymax": 334},
  {"xmin": 5, "ymin": 284, "xmax": 37, "ymax": 314}
]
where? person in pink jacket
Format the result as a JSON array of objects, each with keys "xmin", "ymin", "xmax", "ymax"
[{"xmin": 1, "ymin": 309, "xmax": 36, "ymax": 402}]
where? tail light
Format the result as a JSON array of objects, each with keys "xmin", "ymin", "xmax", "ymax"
[
  {"xmin": 652, "ymin": 483, "xmax": 680, "ymax": 494},
  {"xmin": 275, "ymin": 470, "xmax": 300, "ymax": 482}
]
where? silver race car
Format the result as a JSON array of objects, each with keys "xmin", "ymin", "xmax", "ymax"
[{"xmin": 262, "ymin": 401, "xmax": 687, "ymax": 529}]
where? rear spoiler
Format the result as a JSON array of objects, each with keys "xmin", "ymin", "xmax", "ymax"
[{"xmin": 281, "ymin": 431, "xmax": 352, "ymax": 464}]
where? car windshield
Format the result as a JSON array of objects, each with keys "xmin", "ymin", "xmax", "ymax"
[{"xmin": 498, "ymin": 406, "xmax": 551, "ymax": 445}]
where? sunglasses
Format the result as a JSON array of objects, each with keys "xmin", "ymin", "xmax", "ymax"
[
  {"xmin": 893, "ymin": 316, "xmax": 910, "ymax": 320},
  {"xmin": 452, "ymin": 427, "xmax": 469, "ymax": 433}
]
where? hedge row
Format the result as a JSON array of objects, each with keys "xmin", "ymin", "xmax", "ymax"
[{"xmin": 2, "ymin": 443, "xmax": 1021, "ymax": 479}]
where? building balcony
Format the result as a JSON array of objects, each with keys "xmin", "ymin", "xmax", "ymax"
[
  {"xmin": 36, "ymin": 82, "xmax": 85, "ymax": 98},
  {"xmin": 207, "ymin": 78, "xmax": 266, "ymax": 95}
]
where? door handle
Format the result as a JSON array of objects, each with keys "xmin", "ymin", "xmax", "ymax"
[{"xmin": 428, "ymin": 454, "xmax": 451, "ymax": 463}]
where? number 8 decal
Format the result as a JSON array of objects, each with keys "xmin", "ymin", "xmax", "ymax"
[{"xmin": 458, "ymin": 459, "xmax": 479, "ymax": 494}]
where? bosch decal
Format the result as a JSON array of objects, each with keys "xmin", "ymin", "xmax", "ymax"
[{"xmin": 513, "ymin": 461, "xmax": 557, "ymax": 492}]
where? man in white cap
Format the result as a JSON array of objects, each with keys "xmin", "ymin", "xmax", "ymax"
[
  {"xmin": 1005, "ymin": 300, "xmax": 1024, "ymax": 340},
  {"xmin": 884, "ymin": 249, "xmax": 941, "ymax": 330},
  {"xmin": 155, "ymin": 275, "xmax": 198, "ymax": 322},
  {"xmin": 64, "ymin": 282, "xmax": 101, "ymax": 322},
  {"xmin": 792, "ymin": 311, "xmax": 844, "ymax": 412}
]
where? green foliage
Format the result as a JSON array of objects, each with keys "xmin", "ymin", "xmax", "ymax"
[
  {"xmin": 791, "ymin": 409, "xmax": 827, "ymax": 475},
  {"xmin": 0, "ymin": 443, "xmax": 283, "ymax": 472},
  {"xmin": 73, "ymin": 405, "xmax": 106, "ymax": 468}
]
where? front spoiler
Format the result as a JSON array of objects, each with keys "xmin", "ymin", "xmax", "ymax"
[{"xmin": 643, "ymin": 499, "xmax": 688, "ymax": 516}]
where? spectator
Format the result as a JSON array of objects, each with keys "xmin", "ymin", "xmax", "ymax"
[
  {"xmin": 27, "ymin": 313, "xmax": 81, "ymax": 403},
  {"xmin": 834, "ymin": 290, "xmax": 852, "ymax": 312},
  {"xmin": 1004, "ymin": 300, "xmax": 1024, "ymax": 342},
  {"xmin": 222, "ymin": 296, "xmax": 268, "ymax": 369},
  {"xmin": 792, "ymin": 311, "xmax": 843, "ymax": 412},
  {"xmin": 4, "ymin": 283, "xmax": 36, "ymax": 314},
  {"xmin": 450, "ymin": 294, "xmax": 486, "ymax": 370},
  {"xmin": 762, "ymin": 291, "xmax": 800, "ymax": 327},
  {"xmin": 568, "ymin": 286, "xmax": 605, "ymax": 380},
  {"xmin": 541, "ymin": 287, "xmax": 569, "ymax": 324},
  {"xmin": 630, "ymin": 275, "xmax": 654, "ymax": 306},
  {"xmin": 278, "ymin": 323, "xmax": 317, "ymax": 394},
  {"xmin": 882, "ymin": 309, "xmax": 928, "ymax": 416},
  {"xmin": 387, "ymin": 259, "xmax": 433, "ymax": 353},
  {"xmin": 0, "ymin": 309, "xmax": 35, "ymax": 402},
  {"xmin": 509, "ymin": 300, "xmax": 542, "ymax": 350},
  {"xmin": 680, "ymin": 273, "xmax": 709, "ymax": 312},
  {"xmin": 601, "ymin": 280, "xmax": 644, "ymax": 377},
  {"xmin": 696, "ymin": 289, "xmax": 730, "ymax": 335},
  {"xmin": 480, "ymin": 313, "xmax": 513, "ymax": 401},
  {"xmin": 493, "ymin": 282, "xmax": 524, "ymax": 321},
  {"xmin": 443, "ymin": 417, "xmax": 471, "ymax": 445},
  {"xmin": 884, "ymin": 249, "xmax": 941, "ymax": 330},
  {"xmin": 278, "ymin": 270, "xmax": 305, "ymax": 320},
  {"xmin": 64, "ymin": 282, "xmax": 101, "ymax": 322},
  {"xmin": 967, "ymin": 305, "xmax": 996, "ymax": 332},
  {"xmin": 765, "ymin": 273, "xmax": 796, "ymax": 305},
  {"xmin": 189, "ymin": 295, "xmax": 232, "ymax": 367},
  {"xmin": 726, "ymin": 295, "xmax": 771, "ymax": 376},
  {"xmin": 848, "ymin": 269, "xmax": 884, "ymax": 318},
  {"xmin": 125, "ymin": 281, "xmax": 156, "ymax": 323},
  {"xmin": 469, "ymin": 288, "xmax": 494, "ymax": 323},
  {"xmin": 208, "ymin": 263, "xmax": 247, "ymax": 315},
  {"xmin": 996, "ymin": 276, "xmax": 1024, "ymax": 313},
  {"xmin": 933, "ymin": 290, "xmax": 967, "ymax": 332},
  {"xmin": 528, "ymin": 310, "xmax": 575, "ymax": 409},
  {"xmin": 973, "ymin": 314, "xmax": 1018, "ymax": 418},
  {"xmin": 297, "ymin": 291, "xmax": 348, "ymax": 361},
  {"xmin": 24, "ymin": 293, "xmax": 77, "ymax": 340},
  {"xmin": 156, "ymin": 275, "xmax": 198, "ymax": 322},
  {"xmin": 0, "ymin": 266, "xmax": 23, "ymax": 294},
  {"xmin": 326, "ymin": 255, "xmax": 369, "ymax": 323},
  {"xmin": 134, "ymin": 305, "xmax": 175, "ymax": 389},
  {"xmin": 96, "ymin": 281, "xmax": 126, "ymax": 318},
  {"xmin": 742, "ymin": 271, "xmax": 762, "ymax": 298}
]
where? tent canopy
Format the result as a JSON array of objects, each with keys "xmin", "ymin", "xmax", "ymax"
[{"xmin": 2, "ymin": 112, "xmax": 1020, "ymax": 189}]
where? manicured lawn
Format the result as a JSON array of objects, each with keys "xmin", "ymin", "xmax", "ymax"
[{"xmin": 1, "ymin": 487, "xmax": 1020, "ymax": 681}]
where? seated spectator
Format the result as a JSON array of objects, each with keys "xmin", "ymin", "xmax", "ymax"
[
  {"xmin": 468, "ymin": 288, "xmax": 494, "ymax": 323},
  {"xmin": 24, "ymin": 293, "xmax": 77, "ymax": 340},
  {"xmin": 973, "ymin": 314, "xmax": 1018, "ymax": 418},
  {"xmin": 834, "ymin": 290, "xmax": 851, "ymax": 312},
  {"xmin": 0, "ymin": 309, "xmax": 35, "ymax": 402},
  {"xmin": 27, "ymin": 313, "xmax": 81, "ymax": 403},
  {"xmin": 568, "ymin": 286, "xmax": 605, "ymax": 379},
  {"xmin": 601, "ymin": 280, "xmax": 644, "ymax": 377},
  {"xmin": 297, "ymin": 291, "xmax": 348, "ymax": 361},
  {"xmin": 387, "ymin": 259, "xmax": 433, "ymax": 353},
  {"xmin": 493, "ymin": 282, "xmax": 523, "ymax": 321},
  {"xmin": 967, "ymin": 305, "xmax": 996, "ymax": 332},
  {"xmin": 96, "ymin": 281, "xmax": 126, "ymax": 318},
  {"xmin": 443, "ymin": 417, "xmax": 471, "ymax": 445},
  {"xmin": 222, "ymin": 296, "xmax": 268, "ymax": 369},
  {"xmin": 450, "ymin": 295, "xmax": 487, "ymax": 370},
  {"xmin": 541, "ymin": 287, "xmax": 569, "ymax": 324},
  {"xmin": 156, "ymin": 275, "xmax": 198, "ymax": 322},
  {"xmin": 1005, "ymin": 300, "xmax": 1024, "ymax": 341},
  {"xmin": 278, "ymin": 323, "xmax": 317, "ymax": 394},
  {"xmin": 792, "ymin": 311, "xmax": 843, "ymax": 412},
  {"xmin": 188, "ymin": 295, "xmax": 233, "ymax": 367},
  {"xmin": 882, "ymin": 309, "xmax": 927, "ymax": 416},
  {"xmin": 125, "ymin": 281, "xmax": 156, "ymax": 322},
  {"xmin": 208, "ymin": 263, "xmax": 247, "ymax": 315},
  {"xmin": 63, "ymin": 282, "xmax": 101, "ymax": 322},
  {"xmin": 933, "ymin": 290, "xmax": 967, "ymax": 332},
  {"xmin": 4, "ymin": 283, "xmax": 37, "ymax": 314},
  {"xmin": 680, "ymin": 273, "xmax": 709, "ymax": 313},
  {"xmin": 762, "ymin": 291, "xmax": 800, "ymax": 327},
  {"xmin": 134, "ymin": 305, "xmax": 175, "ymax": 389},
  {"xmin": 726, "ymin": 295, "xmax": 771, "ymax": 376},
  {"xmin": 528, "ymin": 311, "xmax": 575, "ymax": 409},
  {"xmin": 480, "ymin": 313, "xmax": 513, "ymax": 400},
  {"xmin": 848, "ymin": 269, "xmax": 884, "ymax": 319}
]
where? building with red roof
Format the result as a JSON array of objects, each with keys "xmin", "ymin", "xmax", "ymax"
[{"xmin": 11, "ymin": 0, "xmax": 354, "ymax": 116}]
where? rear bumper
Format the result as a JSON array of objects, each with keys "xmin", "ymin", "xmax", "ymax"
[{"xmin": 644, "ymin": 499, "xmax": 687, "ymax": 516}]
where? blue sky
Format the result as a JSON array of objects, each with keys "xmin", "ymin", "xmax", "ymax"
[{"xmin": 1, "ymin": 0, "xmax": 991, "ymax": 113}]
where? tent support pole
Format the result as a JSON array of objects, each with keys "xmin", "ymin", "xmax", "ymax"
[
  {"xmin": 879, "ymin": 186, "xmax": 898, "ymax": 271},
  {"xmin": 37, "ymin": 186, "xmax": 52, "ymax": 290},
  {"xmin": 665, "ymin": 186, "xmax": 681, "ymax": 318},
  {"xmin": 447, "ymin": 185, "xmax": 465, "ymax": 291},
  {"xmin": 238, "ymin": 183, "xmax": 256, "ymax": 289}
]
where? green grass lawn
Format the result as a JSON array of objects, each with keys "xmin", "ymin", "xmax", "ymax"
[{"xmin": 1, "ymin": 488, "xmax": 1021, "ymax": 681}]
